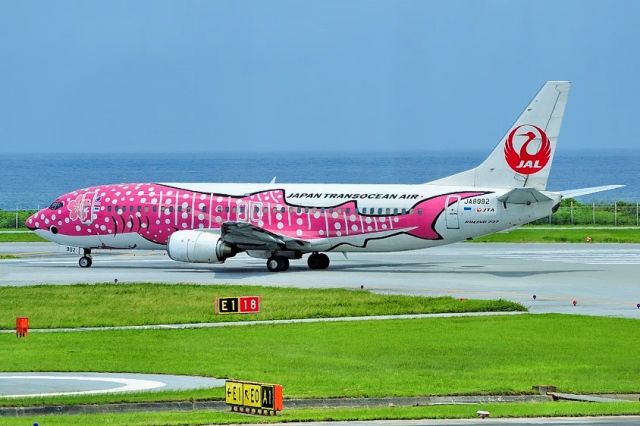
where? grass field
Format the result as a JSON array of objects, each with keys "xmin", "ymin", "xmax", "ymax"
[
  {"xmin": 2, "ymin": 314, "xmax": 640, "ymax": 407},
  {"xmin": 4, "ymin": 402, "xmax": 640, "ymax": 425},
  {"xmin": 471, "ymin": 227, "xmax": 640, "ymax": 243},
  {"xmin": 0, "ymin": 232, "xmax": 46, "ymax": 242},
  {"xmin": 0, "ymin": 284, "xmax": 523, "ymax": 329}
]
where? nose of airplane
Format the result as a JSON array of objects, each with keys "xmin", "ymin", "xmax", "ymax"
[{"xmin": 25, "ymin": 211, "xmax": 39, "ymax": 230}]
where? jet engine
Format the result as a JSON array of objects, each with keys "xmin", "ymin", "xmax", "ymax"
[{"xmin": 167, "ymin": 230, "xmax": 235, "ymax": 263}]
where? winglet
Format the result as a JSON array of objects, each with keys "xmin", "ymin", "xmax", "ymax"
[{"xmin": 270, "ymin": 176, "xmax": 277, "ymax": 184}]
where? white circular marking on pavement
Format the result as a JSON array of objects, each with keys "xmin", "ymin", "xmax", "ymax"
[{"xmin": 0, "ymin": 375, "xmax": 165, "ymax": 398}]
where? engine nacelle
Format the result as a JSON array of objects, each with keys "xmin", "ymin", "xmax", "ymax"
[{"xmin": 167, "ymin": 230, "xmax": 235, "ymax": 264}]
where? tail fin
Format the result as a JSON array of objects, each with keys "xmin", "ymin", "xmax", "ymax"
[{"xmin": 430, "ymin": 81, "xmax": 570, "ymax": 190}]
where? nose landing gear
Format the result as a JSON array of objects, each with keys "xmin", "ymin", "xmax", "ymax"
[{"xmin": 78, "ymin": 249, "xmax": 92, "ymax": 268}]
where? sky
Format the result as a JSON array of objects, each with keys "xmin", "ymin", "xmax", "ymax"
[{"xmin": 1, "ymin": 1, "xmax": 639, "ymax": 153}]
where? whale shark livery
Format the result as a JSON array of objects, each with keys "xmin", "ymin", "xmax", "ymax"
[{"xmin": 27, "ymin": 81, "xmax": 623, "ymax": 271}]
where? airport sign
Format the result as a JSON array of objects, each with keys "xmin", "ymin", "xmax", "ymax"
[
  {"xmin": 215, "ymin": 296, "xmax": 261, "ymax": 314},
  {"xmin": 225, "ymin": 380, "xmax": 283, "ymax": 415}
]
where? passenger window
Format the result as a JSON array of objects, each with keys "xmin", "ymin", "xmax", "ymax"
[
  {"xmin": 225, "ymin": 206, "xmax": 229, "ymax": 212},
  {"xmin": 345, "ymin": 208, "xmax": 350, "ymax": 214},
  {"xmin": 202, "ymin": 206, "xmax": 206, "ymax": 212},
  {"xmin": 385, "ymin": 208, "xmax": 391, "ymax": 214},
  {"xmin": 216, "ymin": 206, "xmax": 222, "ymax": 213},
  {"xmin": 337, "ymin": 208, "xmax": 342, "ymax": 214},
  {"xmin": 393, "ymin": 208, "xmax": 398, "ymax": 214},
  {"xmin": 297, "ymin": 207, "xmax": 302, "ymax": 213},
  {"xmin": 328, "ymin": 208, "xmax": 333, "ymax": 213},
  {"xmin": 401, "ymin": 208, "xmax": 406, "ymax": 214},
  {"xmin": 137, "ymin": 206, "xmax": 142, "ymax": 212},
  {"xmin": 107, "ymin": 206, "xmax": 112, "ymax": 212},
  {"xmin": 144, "ymin": 206, "xmax": 149, "ymax": 213},
  {"xmin": 178, "ymin": 206, "xmax": 182, "ymax": 212},
  {"xmin": 369, "ymin": 208, "xmax": 374, "ymax": 214},
  {"xmin": 152, "ymin": 206, "xmax": 157, "ymax": 212},
  {"xmin": 169, "ymin": 206, "xmax": 174, "ymax": 213},
  {"xmin": 378, "ymin": 208, "xmax": 383, "ymax": 214},
  {"xmin": 418, "ymin": 209, "xmax": 423, "ymax": 215},
  {"xmin": 130, "ymin": 206, "xmax": 134, "ymax": 212}
]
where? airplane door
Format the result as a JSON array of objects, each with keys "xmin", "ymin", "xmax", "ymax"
[{"xmin": 445, "ymin": 195, "xmax": 460, "ymax": 229}]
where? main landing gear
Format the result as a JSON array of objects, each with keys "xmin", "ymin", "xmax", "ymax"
[
  {"xmin": 307, "ymin": 252, "xmax": 330, "ymax": 270},
  {"xmin": 266, "ymin": 255, "xmax": 289, "ymax": 272},
  {"xmin": 266, "ymin": 252, "xmax": 330, "ymax": 272},
  {"xmin": 78, "ymin": 249, "xmax": 92, "ymax": 268}
]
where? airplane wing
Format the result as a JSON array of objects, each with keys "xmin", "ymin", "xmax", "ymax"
[
  {"xmin": 558, "ymin": 185, "xmax": 624, "ymax": 199},
  {"xmin": 220, "ymin": 222, "xmax": 310, "ymax": 251},
  {"xmin": 497, "ymin": 188, "xmax": 552, "ymax": 204}
]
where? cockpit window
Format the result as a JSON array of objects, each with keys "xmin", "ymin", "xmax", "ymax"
[{"xmin": 49, "ymin": 201, "xmax": 64, "ymax": 210}]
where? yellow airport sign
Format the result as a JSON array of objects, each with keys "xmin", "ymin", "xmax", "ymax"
[{"xmin": 225, "ymin": 379, "xmax": 284, "ymax": 414}]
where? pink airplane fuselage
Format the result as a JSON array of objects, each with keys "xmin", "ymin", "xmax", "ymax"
[{"xmin": 26, "ymin": 182, "xmax": 488, "ymax": 252}]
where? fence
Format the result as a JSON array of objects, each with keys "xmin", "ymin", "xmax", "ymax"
[{"xmin": 532, "ymin": 202, "xmax": 640, "ymax": 226}]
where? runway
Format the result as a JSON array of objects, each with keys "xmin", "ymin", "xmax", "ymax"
[{"xmin": 1, "ymin": 242, "xmax": 639, "ymax": 318}]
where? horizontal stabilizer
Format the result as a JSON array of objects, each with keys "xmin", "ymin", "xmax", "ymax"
[
  {"xmin": 559, "ymin": 185, "xmax": 625, "ymax": 199},
  {"xmin": 497, "ymin": 188, "xmax": 552, "ymax": 204}
]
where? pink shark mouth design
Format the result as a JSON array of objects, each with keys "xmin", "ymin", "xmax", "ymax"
[{"xmin": 32, "ymin": 183, "xmax": 487, "ymax": 245}]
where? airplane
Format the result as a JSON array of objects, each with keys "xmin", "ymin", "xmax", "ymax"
[{"xmin": 26, "ymin": 81, "xmax": 622, "ymax": 272}]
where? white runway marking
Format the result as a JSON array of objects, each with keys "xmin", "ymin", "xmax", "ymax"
[
  {"xmin": 0, "ymin": 375, "xmax": 165, "ymax": 398},
  {"xmin": 489, "ymin": 249, "xmax": 640, "ymax": 265}
]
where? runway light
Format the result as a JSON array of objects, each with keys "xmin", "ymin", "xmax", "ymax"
[
  {"xmin": 572, "ymin": 299, "xmax": 577, "ymax": 307},
  {"xmin": 533, "ymin": 294, "xmax": 537, "ymax": 300},
  {"xmin": 476, "ymin": 410, "xmax": 490, "ymax": 419}
]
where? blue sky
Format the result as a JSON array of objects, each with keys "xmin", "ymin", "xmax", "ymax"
[{"xmin": 1, "ymin": 1, "xmax": 639, "ymax": 153}]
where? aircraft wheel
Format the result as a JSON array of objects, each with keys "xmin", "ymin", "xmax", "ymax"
[
  {"xmin": 267, "ymin": 256, "xmax": 289, "ymax": 272},
  {"xmin": 317, "ymin": 253, "xmax": 330, "ymax": 269},
  {"xmin": 307, "ymin": 253, "xmax": 321, "ymax": 270},
  {"xmin": 79, "ymin": 256, "xmax": 92, "ymax": 268},
  {"xmin": 278, "ymin": 257, "xmax": 290, "ymax": 271}
]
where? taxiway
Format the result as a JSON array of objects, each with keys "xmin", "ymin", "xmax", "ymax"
[{"xmin": 1, "ymin": 242, "xmax": 639, "ymax": 318}]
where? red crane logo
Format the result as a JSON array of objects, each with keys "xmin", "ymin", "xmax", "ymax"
[{"xmin": 504, "ymin": 124, "xmax": 551, "ymax": 175}]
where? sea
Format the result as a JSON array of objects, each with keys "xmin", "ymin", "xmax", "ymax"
[{"xmin": 1, "ymin": 150, "xmax": 638, "ymax": 210}]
